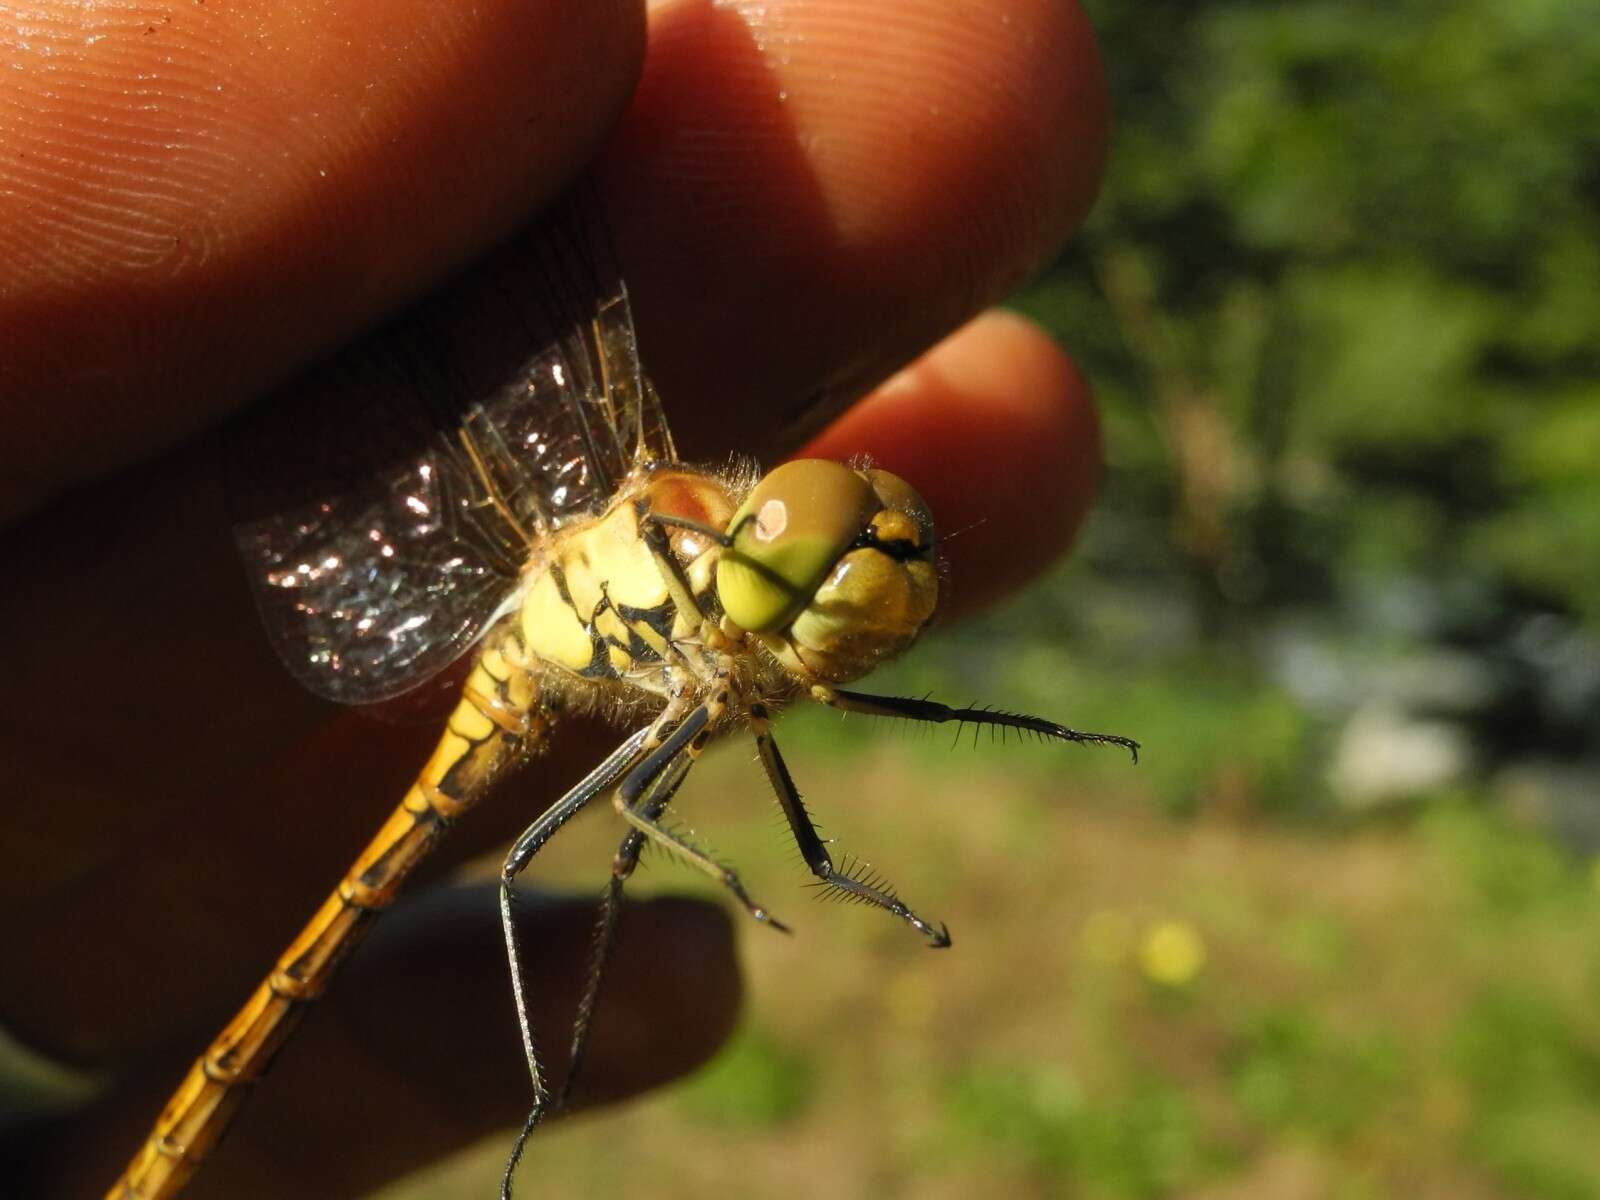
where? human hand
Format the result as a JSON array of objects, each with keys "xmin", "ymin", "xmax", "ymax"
[{"xmin": 0, "ymin": 1, "xmax": 1108, "ymax": 1196}]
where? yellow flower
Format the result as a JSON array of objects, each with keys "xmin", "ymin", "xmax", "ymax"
[{"xmin": 1139, "ymin": 919, "xmax": 1206, "ymax": 987}]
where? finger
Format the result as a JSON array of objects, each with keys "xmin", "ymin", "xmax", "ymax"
[
  {"xmin": 0, "ymin": 0, "xmax": 646, "ymax": 521},
  {"xmin": 802, "ymin": 309, "xmax": 1102, "ymax": 621},
  {"xmin": 13, "ymin": 891, "xmax": 738, "ymax": 1200},
  {"xmin": 606, "ymin": 0, "xmax": 1108, "ymax": 461}
]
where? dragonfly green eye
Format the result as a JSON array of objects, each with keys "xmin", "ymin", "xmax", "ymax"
[
  {"xmin": 716, "ymin": 459, "xmax": 939, "ymax": 683},
  {"xmin": 717, "ymin": 459, "xmax": 879, "ymax": 633},
  {"xmin": 787, "ymin": 466, "xmax": 938, "ymax": 681}
]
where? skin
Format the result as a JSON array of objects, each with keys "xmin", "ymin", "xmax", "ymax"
[{"xmin": 0, "ymin": 1, "xmax": 1108, "ymax": 1196}]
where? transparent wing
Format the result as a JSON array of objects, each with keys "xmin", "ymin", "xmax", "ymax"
[
  {"xmin": 233, "ymin": 441, "xmax": 520, "ymax": 706},
  {"xmin": 229, "ymin": 180, "xmax": 675, "ymax": 705},
  {"xmin": 460, "ymin": 284, "xmax": 677, "ymax": 541}
]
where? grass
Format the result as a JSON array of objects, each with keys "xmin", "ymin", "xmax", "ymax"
[{"xmin": 375, "ymin": 715, "xmax": 1600, "ymax": 1200}]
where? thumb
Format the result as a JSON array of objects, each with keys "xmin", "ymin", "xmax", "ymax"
[{"xmin": 12, "ymin": 887, "xmax": 738, "ymax": 1200}]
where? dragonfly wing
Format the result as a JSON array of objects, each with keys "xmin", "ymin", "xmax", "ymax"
[
  {"xmin": 460, "ymin": 278, "xmax": 677, "ymax": 543},
  {"xmin": 230, "ymin": 179, "xmax": 674, "ymax": 705},
  {"xmin": 460, "ymin": 180, "xmax": 677, "ymax": 541},
  {"xmin": 594, "ymin": 285, "xmax": 678, "ymax": 471},
  {"xmin": 234, "ymin": 435, "xmax": 521, "ymax": 705}
]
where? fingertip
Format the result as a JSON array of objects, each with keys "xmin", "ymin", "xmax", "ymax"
[
  {"xmin": 803, "ymin": 309, "xmax": 1102, "ymax": 618},
  {"xmin": 90, "ymin": 888, "xmax": 741, "ymax": 1197},
  {"xmin": 337, "ymin": 887, "xmax": 739, "ymax": 1119},
  {"xmin": 604, "ymin": 0, "xmax": 1109, "ymax": 459},
  {"xmin": 1, "ymin": 0, "xmax": 646, "ymax": 518},
  {"xmin": 556, "ymin": 895, "xmax": 742, "ymax": 1105}
]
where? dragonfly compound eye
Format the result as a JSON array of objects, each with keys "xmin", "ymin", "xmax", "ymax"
[
  {"xmin": 718, "ymin": 460, "xmax": 939, "ymax": 682},
  {"xmin": 718, "ymin": 459, "xmax": 878, "ymax": 634}
]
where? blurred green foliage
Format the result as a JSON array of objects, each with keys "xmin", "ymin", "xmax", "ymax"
[
  {"xmin": 676, "ymin": 1027, "xmax": 815, "ymax": 1128},
  {"xmin": 939, "ymin": 1066, "xmax": 1209, "ymax": 1195},
  {"xmin": 383, "ymin": 765, "xmax": 1600, "ymax": 1200},
  {"xmin": 1023, "ymin": 0, "xmax": 1600, "ymax": 633}
]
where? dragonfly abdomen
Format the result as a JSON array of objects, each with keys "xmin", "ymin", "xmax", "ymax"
[{"xmin": 107, "ymin": 647, "xmax": 552, "ymax": 1199}]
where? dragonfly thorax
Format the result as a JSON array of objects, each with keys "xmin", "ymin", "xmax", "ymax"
[{"xmin": 717, "ymin": 459, "xmax": 939, "ymax": 684}]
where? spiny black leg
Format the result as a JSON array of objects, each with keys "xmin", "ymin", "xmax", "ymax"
[
  {"xmin": 818, "ymin": 688, "xmax": 1141, "ymax": 763},
  {"xmin": 644, "ymin": 510, "xmax": 734, "ymax": 545},
  {"xmin": 497, "ymin": 726, "xmax": 654, "ymax": 1200},
  {"xmin": 751, "ymin": 702, "xmax": 950, "ymax": 948},
  {"xmin": 612, "ymin": 702, "xmax": 792, "ymax": 935},
  {"xmin": 647, "ymin": 510, "xmax": 807, "ymax": 602},
  {"xmin": 558, "ymin": 746, "xmax": 694, "ymax": 1114},
  {"xmin": 637, "ymin": 508, "xmax": 711, "ymax": 626}
]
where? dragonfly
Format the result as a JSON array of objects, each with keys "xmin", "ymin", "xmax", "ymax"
[{"xmin": 107, "ymin": 180, "xmax": 1139, "ymax": 1199}]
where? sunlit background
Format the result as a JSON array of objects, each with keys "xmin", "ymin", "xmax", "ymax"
[{"xmin": 386, "ymin": 3, "xmax": 1600, "ymax": 1196}]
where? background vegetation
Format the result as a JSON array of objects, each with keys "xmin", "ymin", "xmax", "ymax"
[{"xmin": 386, "ymin": 2, "xmax": 1600, "ymax": 1196}]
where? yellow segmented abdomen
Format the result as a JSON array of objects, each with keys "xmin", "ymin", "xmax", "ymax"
[{"xmin": 107, "ymin": 641, "xmax": 546, "ymax": 1199}]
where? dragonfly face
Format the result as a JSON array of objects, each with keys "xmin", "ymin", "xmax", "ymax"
[{"xmin": 718, "ymin": 458, "xmax": 939, "ymax": 684}]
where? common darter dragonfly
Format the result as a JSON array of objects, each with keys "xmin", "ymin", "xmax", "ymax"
[{"xmin": 107, "ymin": 181, "xmax": 1138, "ymax": 1199}]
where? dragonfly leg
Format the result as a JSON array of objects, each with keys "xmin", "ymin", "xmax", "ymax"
[
  {"xmin": 495, "ymin": 724, "xmax": 656, "ymax": 1200},
  {"xmin": 639, "ymin": 506, "xmax": 709, "ymax": 628},
  {"xmin": 556, "ymin": 742, "xmax": 694, "ymax": 1115},
  {"xmin": 644, "ymin": 509, "xmax": 738, "ymax": 548},
  {"xmin": 556, "ymin": 634, "xmax": 751, "ymax": 1110},
  {"xmin": 610, "ymin": 698, "xmax": 791, "ymax": 935},
  {"xmin": 750, "ymin": 701, "xmax": 952, "ymax": 948},
  {"xmin": 812, "ymin": 686, "xmax": 1141, "ymax": 762}
]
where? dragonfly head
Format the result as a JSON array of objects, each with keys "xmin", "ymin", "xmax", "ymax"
[{"xmin": 716, "ymin": 459, "xmax": 938, "ymax": 683}]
